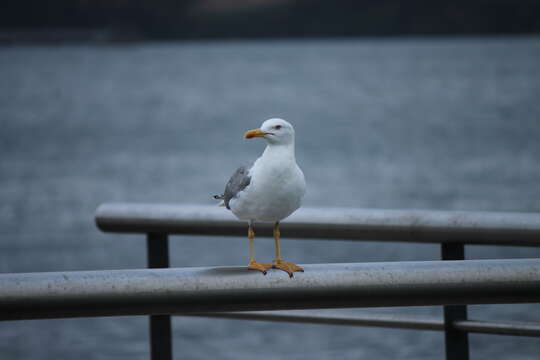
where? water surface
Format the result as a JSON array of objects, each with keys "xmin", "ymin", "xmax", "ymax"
[{"xmin": 1, "ymin": 37, "xmax": 540, "ymax": 359}]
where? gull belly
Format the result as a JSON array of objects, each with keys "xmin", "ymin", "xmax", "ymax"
[{"xmin": 230, "ymin": 155, "xmax": 306, "ymax": 222}]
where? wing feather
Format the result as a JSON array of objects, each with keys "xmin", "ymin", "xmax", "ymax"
[{"xmin": 223, "ymin": 166, "xmax": 251, "ymax": 210}]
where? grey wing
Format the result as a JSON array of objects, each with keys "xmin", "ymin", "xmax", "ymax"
[{"xmin": 224, "ymin": 166, "xmax": 251, "ymax": 210}]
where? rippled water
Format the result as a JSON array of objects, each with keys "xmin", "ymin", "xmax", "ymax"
[{"xmin": 1, "ymin": 37, "xmax": 540, "ymax": 359}]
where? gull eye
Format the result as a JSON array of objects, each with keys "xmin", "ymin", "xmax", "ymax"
[{"xmin": 274, "ymin": 125, "xmax": 282, "ymax": 130}]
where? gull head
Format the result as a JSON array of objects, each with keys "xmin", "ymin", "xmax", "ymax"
[{"xmin": 244, "ymin": 118, "xmax": 295, "ymax": 145}]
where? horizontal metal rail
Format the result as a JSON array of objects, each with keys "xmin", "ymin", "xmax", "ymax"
[
  {"xmin": 453, "ymin": 319, "xmax": 540, "ymax": 337},
  {"xmin": 95, "ymin": 203, "xmax": 540, "ymax": 246},
  {"xmin": 2, "ymin": 259, "xmax": 540, "ymax": 321},
  {"xmin": 189, "ymin": 311, "xmax": 540, "ymax": 337}
]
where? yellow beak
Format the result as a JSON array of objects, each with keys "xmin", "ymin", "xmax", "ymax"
[{"xmin": 244, "ymin": 128, "xmax": 268, "ymax": 139}]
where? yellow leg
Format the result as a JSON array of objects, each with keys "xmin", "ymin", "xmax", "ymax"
[
  {"xmin": 249, "ymin": 225, "xmax": 255, "ymax": 262},
  {"xmin": 247, "ymin": 222, "xmax": 272, "ymax": 275},
  {"xmin": 274, "ymin": 222, "xmax": 281, "ymax": 261},
  {"xmin": 272, "ymin": 222, "xmax": 304, "ymax": 278}
]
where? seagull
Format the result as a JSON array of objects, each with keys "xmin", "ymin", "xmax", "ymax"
[{"xmin": 214, "ymin": 118, "xmax": 306, "ymax": 277}]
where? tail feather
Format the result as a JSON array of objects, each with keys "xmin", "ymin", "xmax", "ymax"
[{"xmin": 213, "ymin": 194, "xmax": 225, "ymax": 207}]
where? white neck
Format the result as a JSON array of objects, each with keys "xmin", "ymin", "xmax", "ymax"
[{"xmin": 261, "ymin": 140, "xmax": 296, "ymax": 163}]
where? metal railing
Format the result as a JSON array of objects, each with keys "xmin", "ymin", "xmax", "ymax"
[
  {"xmin": 2, "ymin": 203, "xmax": 540, "ymax": 360},
  {"xmin": 95, "ymin": 203, "xmax": 540, "ymax": 246},
  {"xmin": 3, "ymin": 259, "xmax": 540, "ymax": 320},
  {"xmin": 196, "ymin": 311, "xmax": 540, "ymax": 337},
  {"xmin": 94, "ymin": 203, "xmax": 540, "ymax": 360}
]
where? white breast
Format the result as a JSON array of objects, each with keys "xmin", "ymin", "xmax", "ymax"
[{"xmin": 229, "ymin": 153, "xmax": 306, "ymax": 222}]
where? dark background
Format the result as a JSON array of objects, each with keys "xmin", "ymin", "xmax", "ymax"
[{"xmin": 2, "ymin": 0, "xmax": 540, "ymax": 42}]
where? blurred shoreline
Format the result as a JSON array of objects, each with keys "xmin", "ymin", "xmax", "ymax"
[
  {"xmin": 1, "ymin": 29, "xmax": 540, "ymax": 45},
  {"xmin": 2, "ymin": 0, "xmax": 540, "ymax": 43}
]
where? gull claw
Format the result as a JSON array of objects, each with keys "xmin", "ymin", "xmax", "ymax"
[
  {"xmin": 248, "ymin": 261, "xmax": 273, "ymax": 275},
  {"xmin": 273, "ymin": 260, "xmax": 304, "ymax": 278}
]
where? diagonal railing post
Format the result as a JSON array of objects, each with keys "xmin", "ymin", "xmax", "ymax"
[
  {"xmin": 147, "ymin": 233, "xmax": 172, "ymax": 360},
  {"xmin": 441, "ymin": 242, "xmax": 469, "ymax": 360}
]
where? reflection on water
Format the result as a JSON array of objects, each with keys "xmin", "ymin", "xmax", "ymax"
[{"xmin": 1, "ymin": 37, "xmax": 540, "ymax": 359}]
